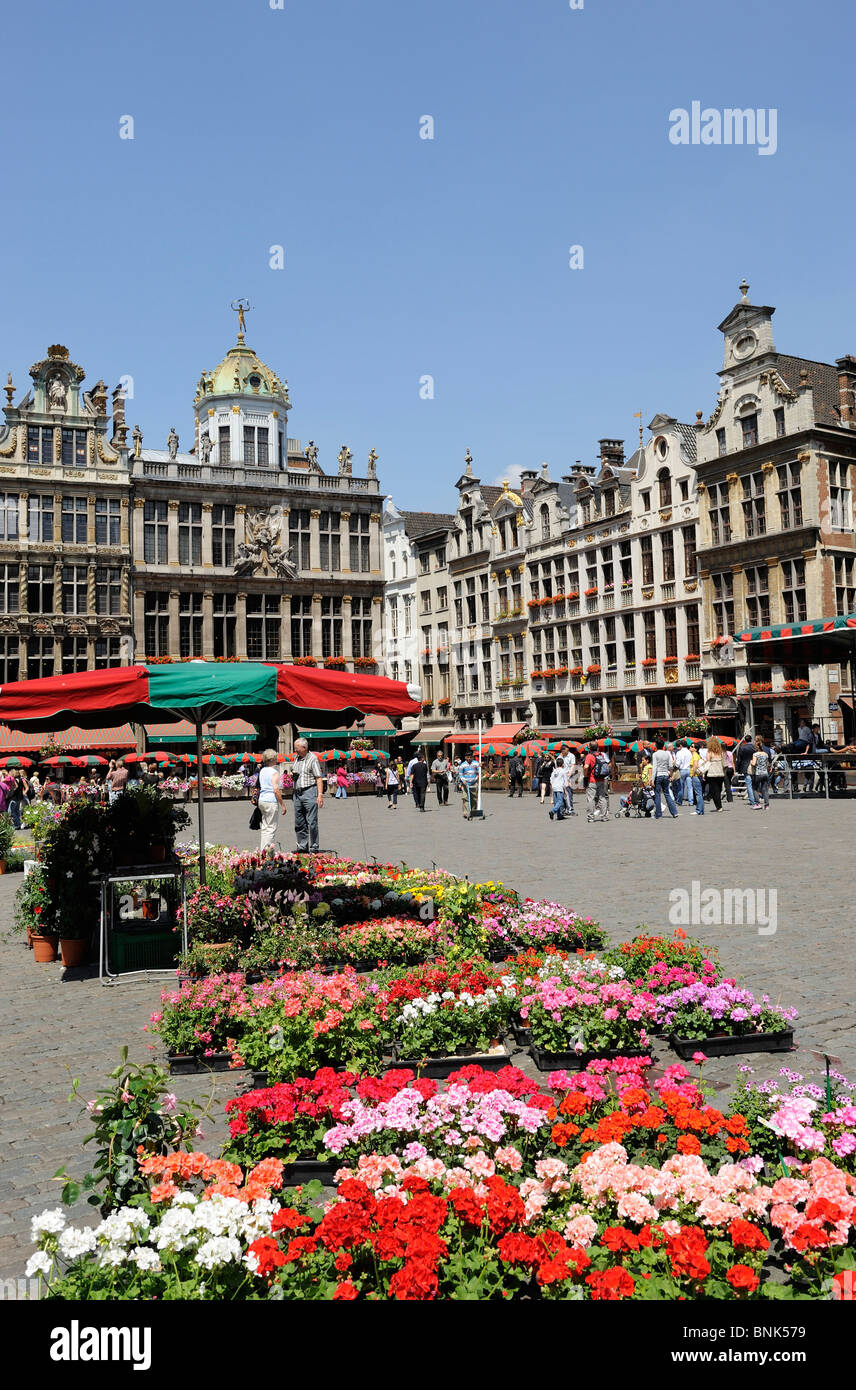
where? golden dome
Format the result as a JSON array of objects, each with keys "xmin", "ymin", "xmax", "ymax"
[{"xmin": 196, "ymin": 336, "xmax": 288, "ymax": 405}]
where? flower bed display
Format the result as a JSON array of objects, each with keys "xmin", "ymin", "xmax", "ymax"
[
  {"xmin": 730, "ymin": 1065, "xmax": 856, "ymax": 1173},
  {"xmin": 26, "ymin": 846, "xmax": 831, "ymax": 1303},
  {"xmin": 520, "ymin": 969, "xmax": 660, "ymax": 1071},
  {"xmin": 658, "ymin": 981, "xmax": 798, "ymax": 1057}
]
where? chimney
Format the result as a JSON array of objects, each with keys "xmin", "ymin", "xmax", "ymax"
[
  {"xmin": 835, "ymin": 356, "xmax": 856, "ymax": 426},
  {"xmin": 519, "ymin": 469, "xmax": 537, "ymax": 492},
  {"xmin": 598, "ymin": 438, "xmax": 625, "ymax": 468},
  {"xmin": 111, "ymin": 383, "xmax": 128, "ymax": 447}
]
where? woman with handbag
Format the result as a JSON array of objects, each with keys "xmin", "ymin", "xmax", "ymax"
[{"xmin": 256, "ymin": 748, "xmax": 286, "ymax": 850}]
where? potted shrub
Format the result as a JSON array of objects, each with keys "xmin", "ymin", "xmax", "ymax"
[
  {"xmin": 14, "ymin": 865, "xmax": 58, "ymax": 961},
  {"xmin": 0, "ymin": 811, "xmax": 14, "ymax": 874}
]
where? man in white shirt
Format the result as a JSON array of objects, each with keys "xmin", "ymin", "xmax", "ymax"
[
  {"xmin": 548, "ymin": 757, "xmax": 569, "ymax": 821},
  {"xmin": 674, "ymin": 742, "xmax": 694, "ymax": 810}
]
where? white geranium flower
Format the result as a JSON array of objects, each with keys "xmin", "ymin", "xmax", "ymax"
[
  {"xmin": 58, "ymin": 1226, "xmax": 98, "ymax": 1261},
  {"xmin": 195, "ymin": 1236, "xmax": 242, "ymax": 1269},
  {"xmin": 31, "ymin": 1208, "xmax": 66, "ymax": 1240},
  {"xmin": 128, "ymin": 1246, "xmax": 162, "ymax": 1271},
  {"xmin": 99, "ymin": 1247, "xmax": 126, "ymax": 1267},
  {"xmin": 25, "ymin": 1251, "xmax": 53, "ymax": 1278}
]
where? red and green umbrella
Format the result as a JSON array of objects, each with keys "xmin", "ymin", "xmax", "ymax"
[
  {"xmin": 199, "ymin": 754, "xmax": 229, "ymax": 767},
  {"xmin": 0, "ymin": 661, "xmax": 419, "ymax": 881},
  {"xmin": 0, "ymin": 755, "xmax": 34, "ymax": 768},
  {"xmin": 626, "ymin": 740, "xmax": 654, "ymax": 754},
  {"xmin": 230, "ymin": 751, "xmax": 262, "ymax": 765},
  {"xmin": 69, "ymin": 755, "xmax": 109, "ymax": 768},
  {"xmin": 40, "ymin": 755, "xmax": 81, "ymax": 766},
  {"xmin": 120, "ymin": 751, "xmax": 174, "ymax": 766},
  {"xmin": 596, "ymin": 737, "xmax": 625, "ymax": 750},
  {"xmin": 473, "ymin": 743, "xmax": 513, "ymax": 758},
  {"xmin": 176, "ymin": 753, "xmax": 198, "ymax": 766}
]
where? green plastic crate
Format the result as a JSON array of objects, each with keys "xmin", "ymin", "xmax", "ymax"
[{"xmin": 110, "ymin": 926, "xmax": 179, "ymax": 973}]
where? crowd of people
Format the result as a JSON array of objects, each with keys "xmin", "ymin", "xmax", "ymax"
[{"xmin": 0, "ymin": 759, "xmax": 167, "ymax": 829}]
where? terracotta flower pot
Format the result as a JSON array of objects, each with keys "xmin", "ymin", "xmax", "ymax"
[
  {"xmin": 32, "ymin": 934, "xmax": 59, "ymax": 963},
  {"xmin": 0, "ymin": 859, "xmax": 7, "ymax": 875},
  {"xmin": 60, "ymin": 938, "xmax": 88, "ymax": 968}
]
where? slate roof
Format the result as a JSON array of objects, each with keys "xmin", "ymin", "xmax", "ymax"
[
  {"xmin": 401, "ymin": 510, "xmax": 457, "ymax": 540},
  {"xmin": 675, "ymin": 422, "xmax": 698, "ymax": 460},
  {"xmin": 776, "ymin": 355, "xmax": 842, "ymax": 427}
]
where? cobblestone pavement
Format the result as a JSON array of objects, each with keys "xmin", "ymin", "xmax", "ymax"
[{"xmin": 1, "ymin": 790, "xmax": 852, "ymax": 1283}]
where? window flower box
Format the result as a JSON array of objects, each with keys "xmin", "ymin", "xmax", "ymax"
[
  {"xmin": 292, "ymin": 656, "xmax": 317, "ymax": 667},
  {"xmin": 569, "ymin": 666, "xmax": 584, "ymax": 677},
  {"xmin": 684, "ymin": 652, "xmax": 701, "ymax": 662},
  {"xmin": 586, "ymin": 664, "xmax": 601, "ymax": 675},
  {"xmin": 662, "ymin": 656, "xmax": 679, "ymax": 666},
  {"xmin": 641, "ymin": 657, "xmax": 657, "ymax": 668},
  {"xmin": 712, "ymin": 684, "xmax": 737, "ymax": 697},
  {"xmin": 750, "ymin": 681, "xmax": 773, "ymax": 693},
  {"xmin": 353, "ymin": 657, "xmax": 377, "ymax": 669},
  {"xmin": 584, "ymin": 587, "xmax": 598, "ymax": 597},
  {"xmin": 784, "ymin": 678, "xmax": 810, "ymax": 691}
]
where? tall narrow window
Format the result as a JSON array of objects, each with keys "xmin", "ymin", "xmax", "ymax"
[
  {"xmin": 27, "ymin": 564, "xmax": 54, "ymax": 613},
  {"xmin": 741, "ymin": 472, "xmax": 766, "ymax": 537},
  {"xmin": 741, "ymin": 412, "xmax": 758, "ymax": 448},
  {"xmin": 777, "ymin": 462, "xmax": 803, "ymax": 529},
  {"xmin": 0, "ymin": 636, "xmax": 19, "ymax": 681},
  {"xmin": 781, "ymin": 560, "xmax": 807, "ymax": 624},
  {"xmin": 661, "ymin": 532, "xmax": 675, "ymax": 582},
  {"xmin": 61, "ymin": 428, "xmax": 88, "ymax": 467},
  {"xmin": 95, "ymin": 566, "xmax": 121, "ymax": 616},
  {"xmin": 62, "ymin": 637, "xmax": 88, "ymax": 673},
  {"xmin": 349, "ymin": 514, "xmax": 370, "ymax": 571},
  {"xmin": 321, "ymin": 597, "xmax": 343, "ymax": 658},
  {"xmin": 682, "ymin": 524, "xmax": 697, "ymax": 577},
  {"xmin": 640, "ymin": 535, "xmax": 654, "ymax": 585},
  {"xmin": 745, "ymin": 565, "xmax": 770, "ymax": 627},
  {"xmin": 247, "ymin": 595, "xmax": 281, "ymax": 659},
  {"xmin": 709, "ymin": 482, "xmax": 732, "ymax": 545},
  {"xmin": 27, "ymin": 636, "xmax": 54, "ymax": 680},
  {"xmin": 28, "ymin": 495, "xmax": 54, "ymax": 542},
  {"xmin": 218, "ymin": 426, "xmax": 231, "ymax": 465},
  {"xmin": 289, "ymin": 509, "xmax": 311, "ymax": 570},
  {"xmin": 144, "ymin": 592, "xmax": 170, "ymax": 656},
  {"xmin": 143, "ymin": 501, "xmax": 168, "ymax": 564},
  {"xmin": 62, "ymin": 565, "xmax": 88, "ymax": 614},
  {"xmin": 95, "ymin": 498, "xmax": 121, "ymax": 546},
  {"xmin": 61, "ymin": 496, "xmax": 88, "ymax": 543},
  {"xmin": 658, "ymin": 469, "xmax": 672, "ymax": 509},
  {"xmin": 178, "ymin": 593, "xmax": 203, "ymax": 657},
  {"xmin": 0, "ymin": 493, "xmax": 18, "ymax": 541},
  {"xmin": 0, "ymin": 563, "xmax": 19, "ymax": 614},
  {"xmin": 213, "ymin": 593, "xmax": 236, "ymax": 657},
  {"xmin": 711, "ymin": 572, "xmax": 734, "ymax": 637},
  {"xmin": 351, "ymin": 596, "xmax": 372, "ymax": 658},
  {"xmin": 178, "ymin": 502, "xmax": 202, "ymax": 565},
  {"xmin": 211, "ymin": 504, "xmax": 235, "ymax": 566},
  {"xmin": 829, "ymin": 461, "xmax": 852, "ymax": 531},
  {"xmin": 290, "ymin": 596, "xmax": 313, "ymax": 658},
  {"xmin": 319, "ymin": 511, "xmax": 341, "ymax": 571}
]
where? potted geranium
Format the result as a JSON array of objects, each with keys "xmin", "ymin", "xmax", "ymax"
[
  {"xmin": 15, "ymin": 865, "xmax": 58, "ymax": 961},
  {"xmin": 520, "ymin": 969, "xmax": 659, "ymax": 1071},
  {"xmin": 659, "ymin": 980, "xmax": 798, "ymax": 1058}
]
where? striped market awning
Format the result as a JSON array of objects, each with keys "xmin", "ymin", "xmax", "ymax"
[
  {"xmin": 144, "ymin": 718, "xmax": 258, "ymax": 746},
  {"xmin": 0, "ymin": 723, "xmax": 137, "ymax": 754},
  {"xmin": 736, "ymin": 613, "xmax": 856, "ymax": 666},
  {"xmin": 297, "ymin": 715, "xmax": 397, "ymax": 740}
]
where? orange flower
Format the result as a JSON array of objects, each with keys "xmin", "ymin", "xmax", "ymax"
[{"xmin": 676, "ymin": 1134, "xmax": 702, "ymax": 1156}]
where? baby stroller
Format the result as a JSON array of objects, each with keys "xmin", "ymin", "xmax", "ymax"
[{"xmin": 619, "ymin": 782, "xmax": 654, "ymax": 819}]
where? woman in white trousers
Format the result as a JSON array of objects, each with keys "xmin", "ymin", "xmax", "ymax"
[{"xmin": 258, "ymin": 748, "xmax": 286, "ymax": 851}]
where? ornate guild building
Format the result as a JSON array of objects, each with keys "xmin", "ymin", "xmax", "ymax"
[
  {"xmin": 0, "ymin": 345, "xmax": 133, "ymax": 683},
  {"xmin": 0, "ymin": 314, "xmax": 385, "ymax": 696}
]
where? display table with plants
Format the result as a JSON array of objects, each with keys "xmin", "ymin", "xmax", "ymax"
[{"xmin": 12, "ymin": 786, "xmax": 190, "ymax": 970}]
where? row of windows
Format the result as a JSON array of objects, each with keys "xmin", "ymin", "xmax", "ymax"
[
  {"xmin": 142, "ymin": 504, "xmax": 373, "ymax": 572},
  {"xmin": 715, "ymin": 408, "xmax": 786, "ymax": 458},
  {"xmin": 0, "ymin": 494, "xmax": 122, "ymax": 545},
  {"xmin": 711, "ymin": 560, "xmax": 807, "ymax": 633},
  {"xmin": 0, "ymin": 563, "xmax": 122, "ymax": 616},
  {"xmin": 142, "ymin": 592, "xmax": 374, "ymax": 662},
  {"xmin": 0, "ymin": 635, "xmax": 122, "ymax": 683},
  {"xmin": 26, "ymin": 426, "xmax": 88, "ymax": 466}
]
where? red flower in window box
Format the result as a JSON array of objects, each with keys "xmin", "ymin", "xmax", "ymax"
[
  {"xmin": 750, "ymin": 681, "xmax": 772, "ymax": 693},
  {"xmin": 641, "ymin": 657, "xmax": 657, "ymax": 668},
  {"xmin": 710, "ymin": 635, "xmax": 731, "ymax": 647},
  {"xmin": 538, "ymin": 596, "xmax": 553, "ymax": 607},
  {"xmin": 586, "ymin": 664, "xmax": 601, "ymax": 675},
  {"xmin": 437, "ymin": 697, "xmax": 451, "ymax": 708},
  {"xmin": 353, "ymin": 656, "xmax": 377, "ymax": 669},
  {"xmin": 527, "ymin": 599, "xmax": 540, "ymax": 608},
  {"xmin": 662, "ymin": 655, "xmax": 679, "ymax": 665},
  {"xmin": 784, "ymin": 678, "xmax": 810, "ymax": 690},
  {"xmin": 685, "ymin": 652, "xmax": 701, "ymax": 662},
  {"xmin": 324, "ymin": 656, "xmax": 348, "ymax": 669},
  {"xmin": 712, "ymin": 683, "xmax": 737, "ymax": 697},
  {"xmin": 566, "ymin": 591, "xmax": 580, "ymax": 601},
  {"xmin": 584, "ymin": 587, "xmax": 599, "ymax": 597},
  {"xmin": 292, "ymin": 656, "xmax": 317, "ymax": 667},
  {"xmin": 569, "ymin": 666, "xmax": 584, "ymax": 677}
]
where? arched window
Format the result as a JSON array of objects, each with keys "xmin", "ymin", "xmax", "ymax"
[
  {"xmin": 658, "ymin": 469, "xmax": 672, "ymax": 509},
  {"xmin": 540, "ymin": 504, "xmax": 551, "ymax": 541}
]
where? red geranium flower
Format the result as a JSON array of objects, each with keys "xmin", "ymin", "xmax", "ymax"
[{"xmin": 726, "ymin": 1264, "xmax": 760, "ymax": 1294}]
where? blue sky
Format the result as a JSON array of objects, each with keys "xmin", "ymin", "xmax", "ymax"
[{"xmin": 1, "ymin": 0, "xmax": 853, "ymax": 508}]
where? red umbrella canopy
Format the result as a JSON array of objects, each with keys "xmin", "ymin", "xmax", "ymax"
[
  {"xmin": 120, "ymin": 751, "xmax": 174, "ymax": 766},
  {"xmin": 596, "ymin": 738, "xmax": 625, "ymax": 749},
  {"xmin": 177, "ymin": 753, "xmax": 198, "ymax": 766},
  {"xmin": 626, "ymin": 740, "xmax": 654, "ymax": 753},
  {"xmin": 200, "ymin": 754, "xmax": 229, "ymax": 766},
  {"xmin": 40, "ymin": 755, "xmax": 79, "ymax": 766},
  {"xmin": 473, "ymin": 743, "xmax": 513, "ymax": 758},
  {"xmin": 69, "ymin": 755, "xmax": 109, "ymax": 767},
  {"xmin": 232, "ymin": 752, "xmax": 262, "ymax": 765},
  {"xmin": 0, "ymin": 755, "xmax": 34, "ymax": 768}
]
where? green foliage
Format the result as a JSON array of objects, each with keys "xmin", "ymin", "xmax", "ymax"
[
  {"xmin": 0, "ymin": 811, "xmax": 15, "ymax": 860},
  {"xmin": 22, "ymin": 800, "xmax": 58, "ymax": 845},
  {"xmin": 58, "ymin": 1049, "xmax": 206, "ymax": 1215},
  {"xmin": 13, "ymin": 863, "xmax": 53, "ymax": 937}
]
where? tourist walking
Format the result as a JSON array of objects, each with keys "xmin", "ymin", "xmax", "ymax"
[
  {"xmin": 409, "ymin": 752, "xmax": 429, "ymax": 811},
  {"xmin": 750, "ymin": 736, "xmax": 771, "ymax": 810},
  {"xmin": 724, "ymin": 744, "xmax": 734, "ymax": 803},
  {"xmin": 374, "ymin": 764, "xmax": 386, "ymax": 797},
  {"xmin": 334, "ymin": 764, "xmax": 348, "ymax": 799},
  {"xmin": 651, "ymin": 738, "xmax": 678, "ymax": 819},
  {"xmin": 690, "ymin": 743, "xmax": 706, "ymax": 815},
  {"xmin": 290, "ymin": 738, "xmax": 323, "ymax": 851},
  {"xmin": 457, "ymin": 752, "xmax": 480, "ymax": 819},
  {"xmin": 508, "ymin": 751, "xmax": 525, "ymax": 798},
  {"xmin": 734, "ymin": 733, "xmax": 756, "ymax": 807},
  {"xmin": 431, "ymin": 751, "xmax": 450, "ymax": 805},
  {"xmin": 548, "ymin": 757, "xmax": 568, "ymax": 821},
  {"xmin": 674, "ymin": 741, "xmax": 693, "ymax": 810},
  {"xmin": 535, "ymin": 755, "xmax": 553, "ymax": 805},
  {"xmin": 583, "ymin": 742, "xmax": 611, "ymax": 822},
  {"xmin": 705, "ymin": 736, "xmax": 725, "ymax": 811},
  {"xmin": 385, "ymin": 760, "xmax": 400, "ymax": 809}
]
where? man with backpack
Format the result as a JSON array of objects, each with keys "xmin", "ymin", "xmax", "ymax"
[{"xmin": 583, "ymin": 742, "xmax": 611, "ymax": 822}]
